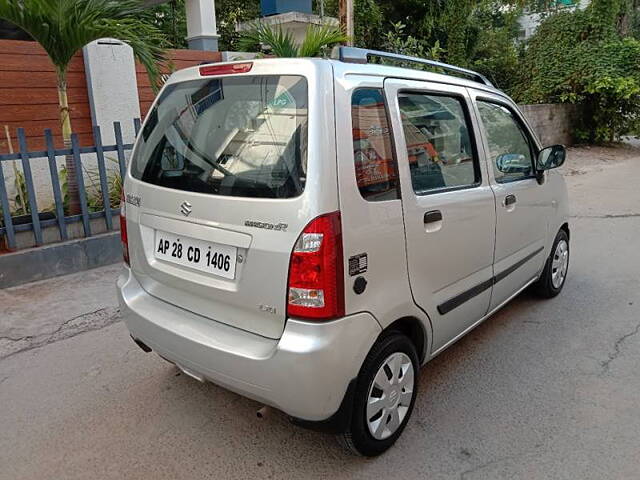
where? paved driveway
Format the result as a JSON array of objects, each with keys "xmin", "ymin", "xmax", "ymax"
[{"xmin": 1, "ymin": 145, "xmax": 639, "ymax": 479}]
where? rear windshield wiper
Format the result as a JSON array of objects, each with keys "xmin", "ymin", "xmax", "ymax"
[
  {"xmin": 184, "ymin": 140, "xmax": 235, "ymax": 178},
  {"xmin": 170, "ymin": 122, "xmax": 234, "ymax": 178}
]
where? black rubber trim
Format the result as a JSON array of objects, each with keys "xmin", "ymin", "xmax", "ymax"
[
  {"xmin": 289, "ymin": 379, "xmax": 357, "ymax": 434},
  {"xmin": 437, "ymin": 278, "xmax": 493, "ymax": 316},
  {"xmin": 493, "ymin": 246, "xmax": 544, "ymax": 284},
  {"xmin": 437, "ymin": 246, "xmax": 544, "ymax": 315}
]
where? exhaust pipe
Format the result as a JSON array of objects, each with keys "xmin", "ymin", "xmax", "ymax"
[{"xmin": 256, "ymin": 406, "xmax": 271, "ymax": 419}]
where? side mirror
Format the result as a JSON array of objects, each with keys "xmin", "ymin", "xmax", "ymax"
[
  {"xmin": 537, "ymin": 145, "xmax": 566, "ymax": 171},
  {"xmin": 496, "ymin": 153, "xmax": 530, "ymax": 174}
]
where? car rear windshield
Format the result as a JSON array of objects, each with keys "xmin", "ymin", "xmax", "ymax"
[{"xmin": 131, "ymin": 75, "xmax": 308, "ymax": 199}]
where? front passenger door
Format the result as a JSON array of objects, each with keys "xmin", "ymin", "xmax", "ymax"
[{"xmin": 472, "ymin": 93, "xmax": 550, "ymax": 310}]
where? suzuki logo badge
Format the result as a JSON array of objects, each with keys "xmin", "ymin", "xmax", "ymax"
[{"xmin": 180, "ymin": 201, "xmax": 192, "ymax": 217}]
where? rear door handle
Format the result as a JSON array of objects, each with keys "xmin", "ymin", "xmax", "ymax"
[
  {"xmin": 424, "ymin": 210, "xmax": 443, "ymax": 224},
  {"xmin": 504, "ymin": 194, "xmax": 517, "ymax": 207}
]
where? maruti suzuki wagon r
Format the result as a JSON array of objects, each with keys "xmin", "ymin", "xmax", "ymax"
[{"xmin": 117, "ymin": 47, "xmax": 570, "ymax": 456}]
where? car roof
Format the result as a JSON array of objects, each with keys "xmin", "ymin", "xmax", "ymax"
[{"xmin": 166, "ymin": 54, "xmax": 508, "ymax": 101}]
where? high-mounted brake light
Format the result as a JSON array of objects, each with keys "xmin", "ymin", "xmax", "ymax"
[
  {"xmin": 120, "ymin": 190, "xmax": 130, "ymax": 266},
  {"xmin": 199, "ymin": 62, "xmax": 253, "ymax": 76},
  {"xmin": 287, "ymin": 212, "xmax": 345, "ymax": 320}
]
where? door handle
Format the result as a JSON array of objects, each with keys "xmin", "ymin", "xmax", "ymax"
[
  {"xmin": 504, "ymin": 194, "xmax": 517, "ymax": 207},
  {"xmin": 424, "ymin": 210, "xmax": 443, "ymax": 224},
  {"xmin": 423, "ymin": 210, "xmax": 443, "ymax": 233}
]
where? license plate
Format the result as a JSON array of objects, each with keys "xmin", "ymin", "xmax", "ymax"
[{"xmin": 154, "ymin": 229, "xmax": 237, "ymax": 279}]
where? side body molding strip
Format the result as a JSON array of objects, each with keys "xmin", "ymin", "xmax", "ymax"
[{"xmin": 437, "ymin": 246, "xmax": 544, "ymax": 315}]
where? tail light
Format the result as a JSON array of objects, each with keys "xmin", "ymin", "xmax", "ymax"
[
  {"xmin": 120, "ymin": 190, "xmax": 130, "ymax": 265},
  {"xmin": 287, "ymin": 211, "xmax": 345, "ymax": 320}
]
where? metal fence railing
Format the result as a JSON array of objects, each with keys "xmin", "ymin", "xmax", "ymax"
[{"xmin": 0, "ymin": 119, "xmax": 140, "ymax": 251}]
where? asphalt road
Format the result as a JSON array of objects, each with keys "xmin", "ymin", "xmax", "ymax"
[{"xmin": 1, "ymin": 145, "xmax": 639, "ymax": 479}]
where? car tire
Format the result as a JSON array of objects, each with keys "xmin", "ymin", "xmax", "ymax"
[
  {"xmin": 338, "ymin": 332, "xmax": 419, "ymax": 457},
  {"xmin": 534, "ymin": 229, "xmax": 569, "ymax": 298}
]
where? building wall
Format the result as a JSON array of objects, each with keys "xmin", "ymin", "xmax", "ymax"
[{"xmin": 519, "ymin": 103, "xmax": 581, "ymax": 146}]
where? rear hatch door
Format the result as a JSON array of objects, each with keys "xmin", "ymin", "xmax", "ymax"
[{"xmin": 125, "ymin": 63, "xmax": 335, "ymax": 339}]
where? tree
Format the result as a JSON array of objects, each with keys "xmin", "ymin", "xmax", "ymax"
[
  {"xmin": 216, "ymin": 0, "xmax": 261, "ymax": 51},
  {"xmin": 145, "ymin": 0, "xmax": 263, "ymax": 51},
  {"xmin": 144, "ymin": 0, "xmax": 188, "ymax": 49},
  {"xmin": 466, "ymin": 1, "xmax": 523, "ymax": 92},
  {"xmin": 322, "ymin": 0, "xmax": 384, "ymax": 48},
  {"xmin": 0, "ymin": 0, "xmax": 166, "ymax": 214},
  {"xmin": 237, "ymin": 22, "xmax": 347, "ymax": 57},
  {"xmin": 381, "ymin": 21, "xmax": 445, "ymax": 61},
  {"xmin": 374, "ymin": 2, "xmax": 521, "ymax": 92}
]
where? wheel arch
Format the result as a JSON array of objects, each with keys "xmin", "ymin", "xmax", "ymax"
[{"xmin": 382, "ymin": 316, "xmax": 429, "ymax": 364}]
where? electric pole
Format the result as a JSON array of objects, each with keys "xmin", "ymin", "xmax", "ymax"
[{"xmin": 338, "ymin": 0, "xmax": 354, "ymax": 46}]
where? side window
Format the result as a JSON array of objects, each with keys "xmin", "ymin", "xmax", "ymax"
[
  {"xmin": 398, "ymin": 93, "xmax": 478, "ymax": 194},
  {"xmin": 477, "ymin": 101, "xmax": 535, "ymax": 183},
  {"xmin": 351, "ymin": 88, "xmax": 399, "ymax": 201}
]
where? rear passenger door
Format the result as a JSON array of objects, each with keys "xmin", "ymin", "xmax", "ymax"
[
  {"xmin": 470, "ymin": 91, "xmax": 549, "ymax": 310},
  {"xmin": 384, "ymin": 79, "xmax": 496, "ymax": 354}
]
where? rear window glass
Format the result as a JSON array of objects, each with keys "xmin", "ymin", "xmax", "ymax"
[{"xmin": 131, "ymin": 75, "xmax": 308, "ymax": 199}]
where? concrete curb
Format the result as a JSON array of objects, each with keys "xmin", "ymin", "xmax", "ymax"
[{"xmin": 0, "ymin": 232, "xmax": 122, "ymax": 289}]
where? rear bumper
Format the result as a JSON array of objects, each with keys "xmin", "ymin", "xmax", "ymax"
[{"xmin": 117, "ymin": 268, "xmax": 381, "ymax": 422}]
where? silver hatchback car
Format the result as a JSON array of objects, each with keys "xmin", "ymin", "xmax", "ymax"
[{"xmin": 117, "ymin": 47, "xmax": 570, "ymax": 456}]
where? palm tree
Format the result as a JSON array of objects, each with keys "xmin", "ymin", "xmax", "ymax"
[
  {"xmin": 238, "ymin": 22, "xmax": 348, "ymax": 58},
  {"xmin": 0, "ymin": 0, "xmax": 166, "ymax": 214}
]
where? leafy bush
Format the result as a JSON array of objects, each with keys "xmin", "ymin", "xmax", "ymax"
[
  {"xmin": 83, "ymin": 159, "xmax": 123, "ymax": 213},
  {"xmin": 56, "ymin": 160, "xmax": 122, "ymax": 215},
  {"xmin": 515, "ymin": 2, "xmax": 640, "ymax": 142},
  {"xmin": 0, "ymin": 163, "xmax": 30, "ymax": 219},
  {"xmin": 381, "ymin": 22, "xmax": 443, "ymax": 61},
  {"xmin": 12, "ymin": 168, "xmax": 29, "ymax": 215}
]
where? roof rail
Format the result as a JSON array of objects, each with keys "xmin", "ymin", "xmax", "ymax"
[{"xmin": 331, "ymin": 46, "xmax": 493, "ymax": 88}]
